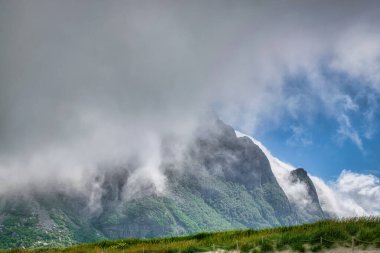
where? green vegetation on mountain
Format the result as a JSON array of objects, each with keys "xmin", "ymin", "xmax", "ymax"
[
  {"xmin": 1, "ymin": 218, "xmax": 380, "ymax": 253},
  {"xmin": 0, "ymin": 119, "xmax": 326, "ymax": 248},
  {"xmin": 0, "ymin": 193, "xmax": 105, "ymax": 249}
]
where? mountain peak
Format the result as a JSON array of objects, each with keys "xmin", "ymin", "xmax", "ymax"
[
  {"xmin": 293, "ymin": 168, "xmax": 307, "ymax": 175},
  {"xmin": 290, "ymin": 167, "xmax": 326, "ymax": 220},
  {"xmin": 0, "ymin": 120, "xmax": 326, "ymax": 248}
]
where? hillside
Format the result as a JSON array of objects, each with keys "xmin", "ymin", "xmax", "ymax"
[
  {"xmin": 0, "ymin": 118, "xmax": 326, "ymax": 248},
  {"xmin": 2, "ymin": 218, "xmax": 379, "ymax": 253}
]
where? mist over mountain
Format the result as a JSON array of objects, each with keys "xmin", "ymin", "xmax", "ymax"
[
  {"xmin": 1, "ymin": 0, "xmax": 380, "ymax": 250},
  {"xmin": 2, "ymin": 0, "xmax": 380, "ymax": 196},
  {"xmin": 0, "ymin": 118, "xmax": 326, "ymax": 248},
  {"xmin": 236, "ymin": 132, "xmax": 380, "ymax": 218}
]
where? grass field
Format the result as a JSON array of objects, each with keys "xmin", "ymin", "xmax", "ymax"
[{"xmin": 1, "ymin": 217, "xmax": 380, "ymax": 253}]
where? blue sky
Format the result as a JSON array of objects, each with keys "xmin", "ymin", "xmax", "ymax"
[{"xmin": 243, "ymin": 70, "xmax": 380, "ymax": 181}]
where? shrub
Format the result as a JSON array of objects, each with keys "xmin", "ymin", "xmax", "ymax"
[
  {"xmin": 291, "ymin": 242, "xmax": 305, "ymax": 253},
  {"xmin": 310, "ymin": 244, "xmax": 322, "ymax": 252},
  {"xmin": 182, "ymin": 246, "xmax": 202, "ymax": 253},
  {"xmin": 192, "ymin": 233, "xmax": 210, "ymax": 240},
  {"xmin": 345, "ymin": 223, "xmax": 359, "ymax": 236},
  {"xmin": 274, "ymin": 241, "xmax": 287, "ymax": 251},
  {"xmin": 165, "ymin": 248, "xmax": 179, "ymax": 253},
  {"xmin": 260, "ymin": 241, "xmax": 273, "ymax": 253},
  {"xmin": 240, "ymin": 243, "xmax": 252, "ymax": 253}
]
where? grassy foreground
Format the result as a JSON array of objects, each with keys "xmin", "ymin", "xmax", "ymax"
[{"xmin": 2, "ymin": 218, "xmax": 380, "ymax": 253}]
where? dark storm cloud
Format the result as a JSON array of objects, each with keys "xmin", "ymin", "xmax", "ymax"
[{"xmin": 1, "ymin": 0, "xmax": 380, "ymax": 193}]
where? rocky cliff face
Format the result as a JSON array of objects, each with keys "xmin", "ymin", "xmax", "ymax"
[
  {"xmin": 0, "ymin": 119, "xmax": 326, "ymax": 248},
  {"xmin": 289, "ymin": 168, "xmax": 326, "ymax": 222}
]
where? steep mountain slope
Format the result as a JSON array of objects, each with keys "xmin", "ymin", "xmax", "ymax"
[
  {"xmin": 235, "ymin": 131, "xmax": 329, "ymax": 224},
  {"xmin": 290, "ymin": 168, "xmax": 326, "ymax": 222},
  {"xmin": 0, "ymin": 119, "xmax": 326, "ymax": 248},
  {"xmin": 92, "ymin": 118, "xmax": 299, "ymax": 239},
  {"xmin": 0, "ymin": 191, "xmax": 105, "ymax": 248}
]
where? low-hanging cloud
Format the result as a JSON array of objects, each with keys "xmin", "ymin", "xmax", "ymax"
[
  {"xmin": 310, "ymin": 172, "xmax": 380, "ymax": 217},
  {"xmin": 236, "ymin": 131, "xmax": 380, "ymax": 217},
  {"xmin": 236, "ymin": 131, "xmax": 315, "ymax": 209},
  {"xmin": 1, "ymin": 0, "xmax": 380, "ymax": 195}
]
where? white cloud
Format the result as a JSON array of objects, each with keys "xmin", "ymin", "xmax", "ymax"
[
  {"xmin": 236, "ymin": 131, "xmax": 313, "ymax": 208},
  {"xmin": 1, "ymin": 1, "xmax": 380, "ymax": 196},
  {"xmin": 330, "ymin": 24, "xmax": 380, "ymax": 89},
  {"xmin": 334, "ymin": 170, "xmax": 380, "ymax": 215},
  {"xmin": 310, "ymin": 175, "xmax": 368, "ymax": 217},
  {"xmin": 236, "ymin": 130, "xmax": 380, "ymax": 217},
  {"xmin": 286, "ymin": 125, "xmax": 313, "ymax": 147},
  {"xmin": 336, "ymin": 114, "xmax": 364, "ymax": 151}
]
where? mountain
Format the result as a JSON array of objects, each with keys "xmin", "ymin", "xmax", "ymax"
[
  {"xmin": 289, "ymin": 168, "xmax": 326, "ymax": 222},
  {"xmin": 0, "ymin": 118, "xmax": 326, "ymax": 248}
]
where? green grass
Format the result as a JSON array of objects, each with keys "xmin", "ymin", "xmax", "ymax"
[{"xmin": 1, "ymin": 217, "xmax": 380, "ymax": 253}]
